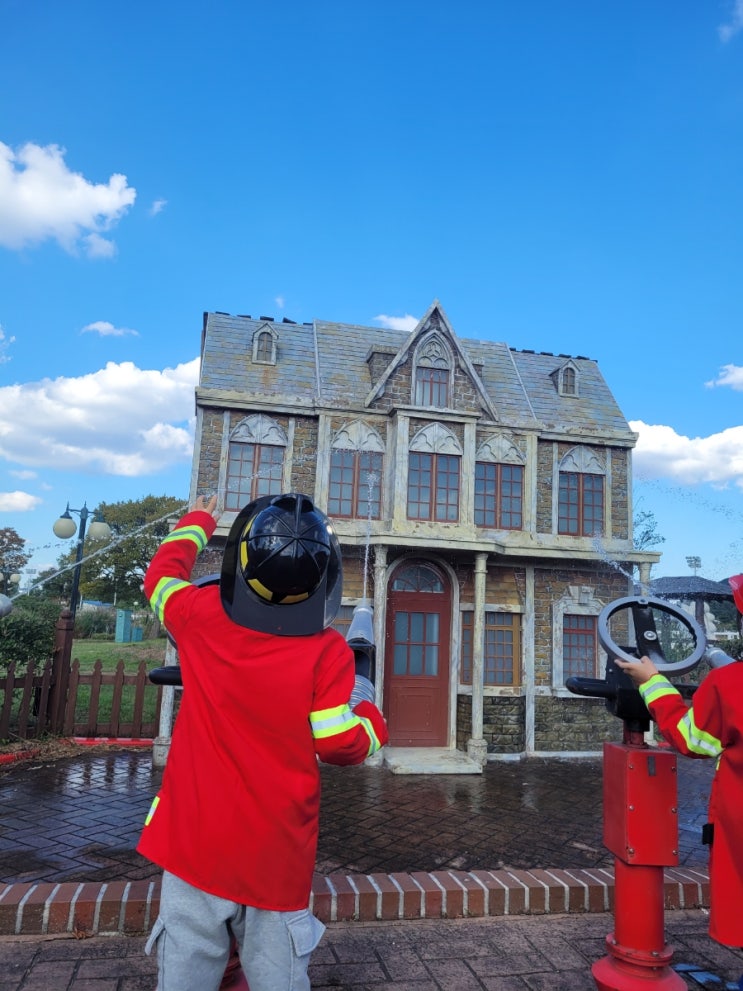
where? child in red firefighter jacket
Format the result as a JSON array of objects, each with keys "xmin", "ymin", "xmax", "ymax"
[
  {"xmin": 138, "ymin": 493, "xmax": 388, "ymax": 991},
  {"xmin": 615, "ymin": 590, "xmax": 743, "ymax": 952}
]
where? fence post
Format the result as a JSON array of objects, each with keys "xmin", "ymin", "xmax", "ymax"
[{"xmin": 48, "ymin": 609, "xmax": 74, "ymax": 733}]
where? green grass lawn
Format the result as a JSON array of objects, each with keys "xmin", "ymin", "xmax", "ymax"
[
  {"xmin": 70, "ymin": 638, "xmax": 170, "ymax": 674},
  {"xmin": 68, "ymin": 638, "xmax": 170, "ymax": 731}
]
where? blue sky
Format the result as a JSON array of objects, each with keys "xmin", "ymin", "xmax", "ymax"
[{"xmin": 2, "ymin": 0, "xmax": 743, "ymax": 583}]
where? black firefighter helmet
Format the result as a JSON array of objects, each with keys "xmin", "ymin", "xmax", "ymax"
[{"xmin": 220, "ymin": 492, "xmax": 342, "ymax": 636}]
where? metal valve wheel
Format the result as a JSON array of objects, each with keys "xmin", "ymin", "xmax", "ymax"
[{"xmin": 598, "ymin": 595, "xmax": 706, "ymax": 676}]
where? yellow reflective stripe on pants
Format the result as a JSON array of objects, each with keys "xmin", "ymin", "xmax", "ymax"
[{"xmin": 149, "ymin": 576, "xmax": 191, "ymax": 623}]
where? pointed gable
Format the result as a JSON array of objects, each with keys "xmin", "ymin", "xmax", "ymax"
[{"xmin": 364, "ymin": 300, "xmax": 499, "ymax": 420}]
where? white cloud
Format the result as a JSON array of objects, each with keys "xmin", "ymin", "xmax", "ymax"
[
  {"xmin": 275, "ymin": 296, "xmax": 285, "ymax": 309},
  {"xmin": 0, "ymin": 326, "xmax": 15, "ymax": 364},
  {"xmin": 0, "ymin": 490, "xmax": 42, "ymax": 511},
  {"xmin": 0, "ymin": 357, "xmax": 200, "ymax": 477},
  {"xmin": 705, "ymin": 363, "xmax": 743, "ymax": 390},
  {"xmin": 9, "ymin": 469, "xmax": 37, "ymax": 479},
  {"xmin": 149, "ymin": 199, "xmax": 167, "ymax": 216},
  {"xmin": 81, "ymin": 320, "xmax": 139, "ymax": 338},
  {"xmin": 373, "ymin": 313, "xmax": 419, "ymax": 332},
  {"xmin": 0, "ymin": 142, "xmax": 136, "ymax": 257},
  {"xmin": 720, "ymin": 0, "xmax": 743, "ymax": 41},
  {"xmin": 630, "ymin": 419, "xmax": 743, "ymax": 489}
]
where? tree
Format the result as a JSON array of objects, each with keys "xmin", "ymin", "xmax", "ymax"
[
  {"xmin": 633, "ymin": 507, "xmax": 665, "ymax": 552},
  {"xmin": 0, "ymin": 527, "xmax": 30, "ymax": 593},
  {"xmin": 55, "ymin": 494, "xmax": 186, "ymax": 608}
]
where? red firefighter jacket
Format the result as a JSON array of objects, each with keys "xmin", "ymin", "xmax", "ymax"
[
  {"xmin": 640, "ymin": 663, "xmax": 743, "ymax": 946},
  {"xmin": 137, "ymin": 509, "xmax": 388, "ymax": 910}
]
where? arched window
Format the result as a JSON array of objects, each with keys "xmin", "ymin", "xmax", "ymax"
[
  {"xmin": 552, "ymin": 360, "xmax": 580, "ymax": 397},
  {"xmin": 225, "ymin": 414, "xmax": 286, "ymax": 510},
  {"xmin": 252, "ymin": 326, "xmax": 277, "ymax": 365},
  {"xmin": 391, "ymin": 562, "xmax": 444, "ymax": 592},
  {"xmin": 562, "ymin": 366, "xmax": 576, "ymax": 395},
  {"xmin": 413, "ymin": 333, "xmax": 451, "ymax": 407}
]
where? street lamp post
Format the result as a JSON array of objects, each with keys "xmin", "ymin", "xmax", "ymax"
[
  {"xmin": 53, "ymin": 503, "xmax": 111, "ymax": 622},
  {"xmin": 0, "ymin": 569, "xmax": 21, "ymax": 596}
]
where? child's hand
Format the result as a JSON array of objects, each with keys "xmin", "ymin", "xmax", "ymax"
[
  {"xmin": 614, "ymin": 655, "xmax": 659, "ymax": 686},
  {"xmin": 191, "ymin": 494, "xmax": 219, "ymax": 520}
]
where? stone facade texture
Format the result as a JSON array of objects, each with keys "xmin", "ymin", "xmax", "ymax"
[{"xmin": 191, "ymin": 301, "xmax": 659, "ymax": 756}]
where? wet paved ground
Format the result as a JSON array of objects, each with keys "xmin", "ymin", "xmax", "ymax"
[
  {"xmin": 0, "ymin": 746, "xmax": 715, "ymax": 885},
  {"xmin": 2, "ymin": 911, "xmax": 741, "ymax": 991}
]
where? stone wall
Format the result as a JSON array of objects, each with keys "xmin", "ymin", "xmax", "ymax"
[
  {"xmin": 456, "ymin": 695, "xmax": 526, "ymax": 754},
  {"xmin": 534, "ymin": 695, "xmax": 619, "ymax": 751}
]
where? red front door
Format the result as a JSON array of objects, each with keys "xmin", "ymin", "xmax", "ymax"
[{"xmin": 384, "ymin": 562, "xmax": 450, "ymax": 746}]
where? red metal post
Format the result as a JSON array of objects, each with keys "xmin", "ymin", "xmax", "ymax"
[{"xmin": 592, "ymin": 740, "xmax": 685, "ymax": 991}]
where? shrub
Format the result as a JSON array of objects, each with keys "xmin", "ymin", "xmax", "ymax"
[
  {"xmin": 0, "ymin": 597, "xmax": 60, "ymax": 674},
  {"xmin": 75, "ymin": 607, "xmax": 116, "ymax": 640}
]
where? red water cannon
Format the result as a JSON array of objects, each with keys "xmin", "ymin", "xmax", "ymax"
[{"xmin": 567, "ymin": 596, "xmax": 707, "ymax": 991}]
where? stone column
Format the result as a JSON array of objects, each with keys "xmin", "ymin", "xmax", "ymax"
[
  {"xmin": 467, "ymin": 553, "xmax": 489, "ymax": 766},
  {"xmin": 372, "ymin": 545, "xmax": 387, "ymax": 709}
]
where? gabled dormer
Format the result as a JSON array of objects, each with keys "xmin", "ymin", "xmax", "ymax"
[
  {"xmin": 251, "ymin": 323, "xmax": 278, "ymax": 365},
  {"xmin": 551, "ymin": 358, "xmax": 580, "ymax": 397},
  {"xmin": 364, "ymin": 300, "xmax": 498, "ymax": 420}
]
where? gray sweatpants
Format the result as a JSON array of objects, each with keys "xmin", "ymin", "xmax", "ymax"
[{"xmin": 145, "ymin": 871, "xmax": 326, "ymax": 991}]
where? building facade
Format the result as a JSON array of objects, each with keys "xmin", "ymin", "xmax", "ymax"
[{"xmin": 189, "ymin": 301, "xmax": 659, "ymax": 763}]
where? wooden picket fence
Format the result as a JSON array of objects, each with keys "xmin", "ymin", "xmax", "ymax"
[
  {"xmin": 0, "ymin": 656, "xmax": 163, "ymax": 740},
  {"xmin": 0, "ymin": 610, "xmax": 163, "ymax": 741}
]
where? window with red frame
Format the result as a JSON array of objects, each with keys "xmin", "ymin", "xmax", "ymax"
[
  {"xmin": 328, "ymin": 450, "xmax": 383, "ymax": 519},
  {"xmin": 558, "ymin": 472, "xmax": 604, "ymax": 536},
  {"xmin": 407, "ymin": 452, "xmax": 460, "ymax": 522},
  {"xmin": 225, "ymin": 442, "xmax": 284, "ymax": 511},
  {"xmin": 474, "ymin": 462, "xmax": 524, "ymax": 529},
  {"xmin": 415, "ymin": 367, "xmax": 449, "ymax": 407},
  {"xmin": 563, "ymin": 614, "xmax": 598, "ymax": 678}
]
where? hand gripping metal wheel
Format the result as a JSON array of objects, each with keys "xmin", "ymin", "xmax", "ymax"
[{"xmin": 598, "ymin": 595, "xmax": 706, "ymax": 676}]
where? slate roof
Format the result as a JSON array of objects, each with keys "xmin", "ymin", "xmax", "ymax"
[
  {"xmin": 645, "ymin": 576, "xmax": 734, "ymax": 601},
  {"xmin": 199, "ymin": 305, "xmax": 635, "ymax": 441}
]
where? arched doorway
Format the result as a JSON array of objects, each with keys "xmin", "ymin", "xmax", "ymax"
[{"xmin": 384, "ymin": 561, "xmax": 451, "ymax": 746}]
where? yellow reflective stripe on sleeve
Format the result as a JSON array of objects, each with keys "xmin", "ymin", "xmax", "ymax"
[
  {"xmin": 676, "ymin": 711, "xmax": 723, "ymax": 758},
  {"xmin": 639, "ymin": 674, "xmax": 679, "ymax": 707},
  {"xmin": 310, "ymin": 704, "xmax": 357, "ymax": 739},
  {"xmin": 149, "ymin": 576, "xmax": 191, "ymax": 623},
  {"xmin": 144, "ymin": 795, "xmax": 160, "ymax": 826},
  {"xmin": 354, "ymin": 713, "xmax": 383, "ymax": 757},
  {"xmin": 310, "ymin": 704, "xmax": 383, "ymax": 757},
  {"xmin": 160, "ymin": 525, "xmax": 209, "ymax": 552}
]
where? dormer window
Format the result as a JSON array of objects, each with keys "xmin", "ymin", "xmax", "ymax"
[
  {"xmin": 414, "ymin": 333, "xmax": 451, "ymax": 407},
  {"xmin": 252, "ymin": 325, "xmax": 278, "ymax": 365},
  {"xmin": 553, "ymin": 360, "xmax": 579, "ymax": 397}
]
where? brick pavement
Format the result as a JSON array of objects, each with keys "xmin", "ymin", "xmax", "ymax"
[
  {"xmin": 0, "ymin": 745, "xmax": 733, "ymax": 989},
  {"xmin": 0, "ymin": 911, "xmax": 740, "ymax": 991}
]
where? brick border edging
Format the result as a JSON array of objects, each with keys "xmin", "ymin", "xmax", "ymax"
[{"xmin": 0, "ymin": 867, "xmax": 710, "ymax": 937}]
